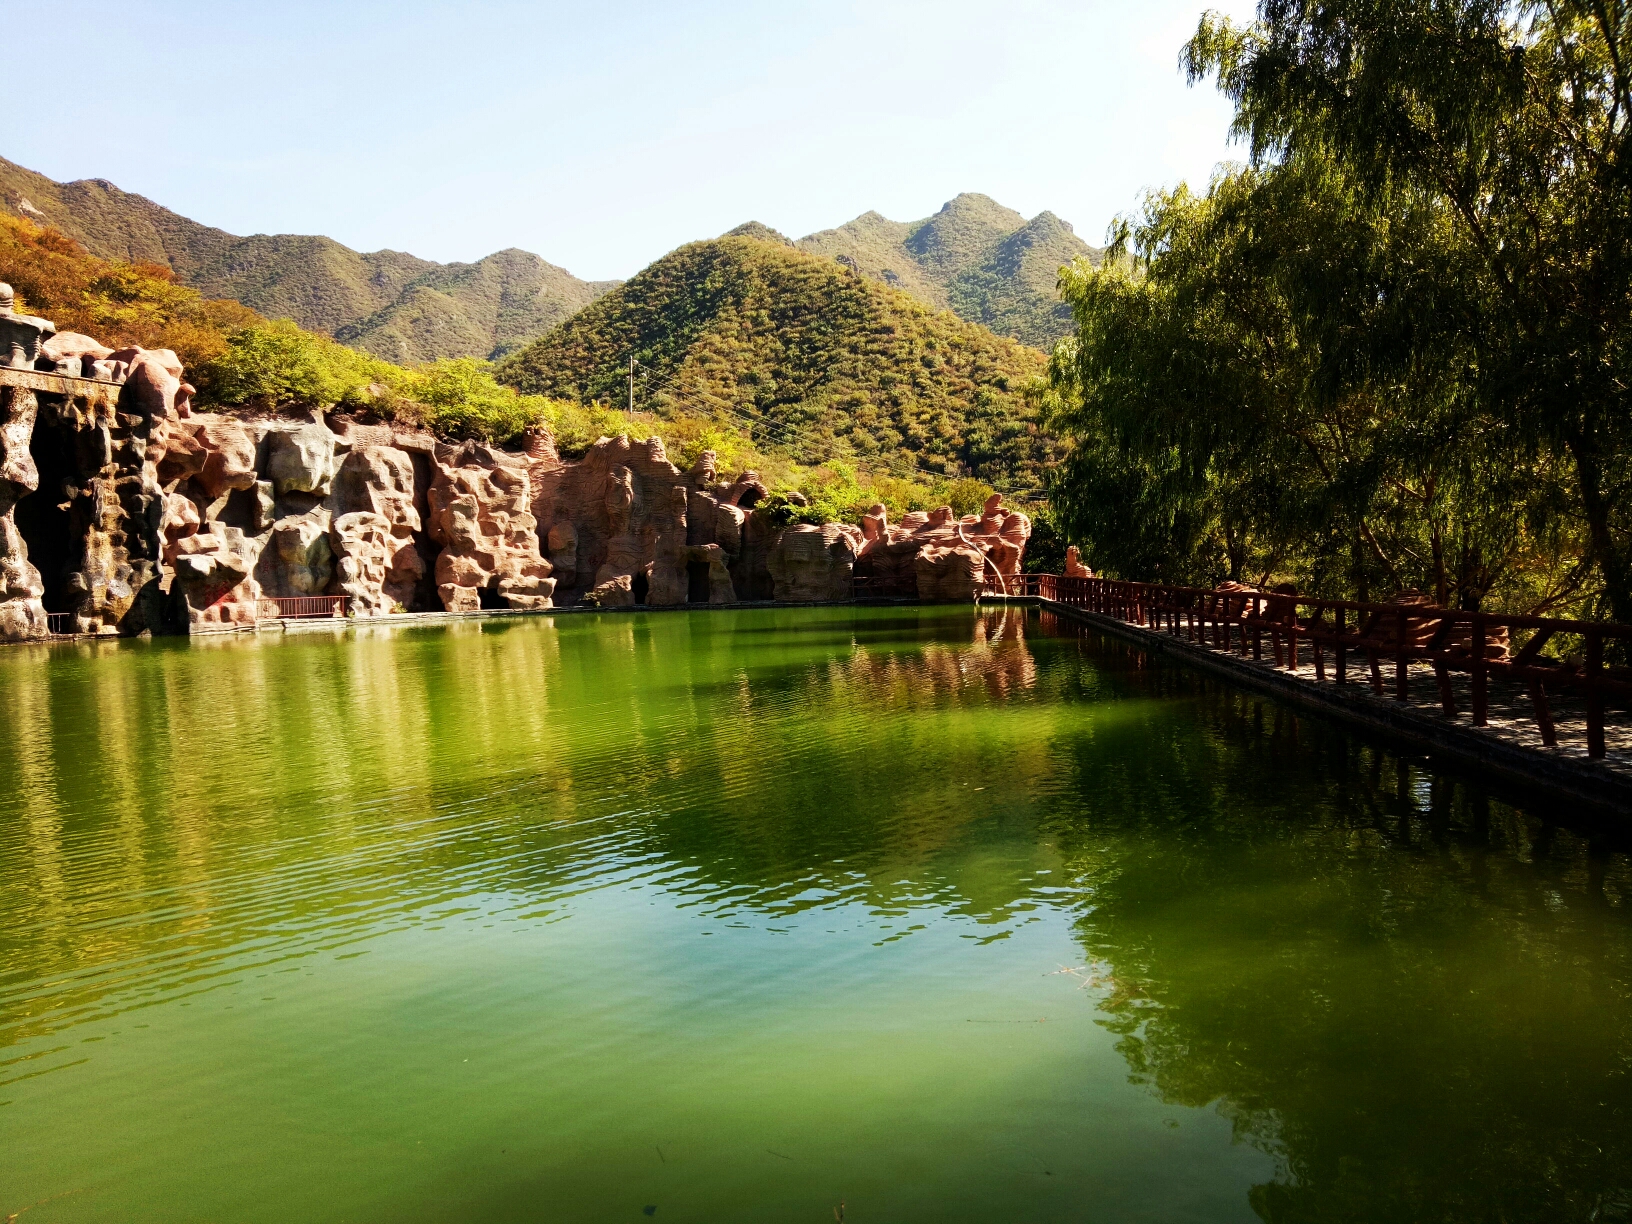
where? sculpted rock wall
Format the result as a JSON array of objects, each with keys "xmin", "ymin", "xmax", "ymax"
[
  {"xmin": 0, "ymin": 287, "xmax": 1031, "ymax": 637},
  {"xmin": 330, "ymin": 446, "xmax": 425, "ymax": 615},
  {"xmin": 853, "ymin": 495, "xmax": 1032, "ymax": 602},
  {"xmin": 766, "ymin": 523, "xmax": 862, "ymax": 602},
  {"xmin": 0, "ymin": 382, "xmax": 47, "ymax": 640},
  {"xmin": 532, "ymin": 438, "xmax": 760, "ymax": 608},
  {"xmin": 428, "ymin": 443, "xmax": 554, "ymax": 611},
  {"xmin": 37, "ymin": 372, "xmax": 168, "ymax": 633}
]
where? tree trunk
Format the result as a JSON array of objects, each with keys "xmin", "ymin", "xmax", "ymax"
[
  {"xmin": 1431, "ymin": 521, "xmax": 1447, "ymax": 607},
  {"xmin": 1569, "ymin": 435, "xmax": 1632, "ymax": 625}
]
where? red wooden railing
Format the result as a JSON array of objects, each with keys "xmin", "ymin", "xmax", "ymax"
[
  {"xmin": 256, "ymin": 595, "xmax": 348, "ymax": 620},
  {"xmin": 986, "ymin": 574, "xmax": 1632, "ymax": 760}
]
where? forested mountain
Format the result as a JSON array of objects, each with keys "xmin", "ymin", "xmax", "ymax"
[
  {"xmin": 0, "ymin": 156, "xmax": 616, "ymax": 363},
  {"xmin": 497, "ymin": 232, "xmax": 1056, "ymax": 493},
  {"xmin": 794, "ymin": 193, "xmax": 1101, "ymax": 349}
]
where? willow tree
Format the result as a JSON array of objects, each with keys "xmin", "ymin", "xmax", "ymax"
[{"xmin": 1050, "ymin": 0, "xmax": 1630, "ymax": 618}]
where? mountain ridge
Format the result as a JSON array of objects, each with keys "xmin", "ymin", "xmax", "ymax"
[
  {"xmin": 1, "ymin": 157, "xmax": 1096, "ymax": 361},
  {"xmin": 792, "ymin": 192, "xmax": 1101, "ymax": 349},
  {"xmin": 0, "ymin": 155, "xmax": 617, "ymax": 363}
]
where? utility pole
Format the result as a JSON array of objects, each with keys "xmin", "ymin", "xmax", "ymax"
[{"xmin": 628, "ymin": 354, "xmax": 636, "ymax": 415}]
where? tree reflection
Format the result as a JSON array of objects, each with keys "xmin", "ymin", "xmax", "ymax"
[
  {"xmin": 1, "ymin": 605, "xmax": 1628, "ymax": 1224},
  {"xmin": 1035, "ymin": 620, "xmax": 1632, "ymax": 1222}
]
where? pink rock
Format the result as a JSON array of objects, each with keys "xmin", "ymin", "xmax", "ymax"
[{"xmin": 915, "ymin": 544, "xmax": 985, "ymax": 601}]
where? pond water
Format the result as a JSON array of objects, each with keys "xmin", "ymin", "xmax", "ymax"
[{"xmin": 1, "ymin": 605, "xmax": 1629, "ymax": 1224}]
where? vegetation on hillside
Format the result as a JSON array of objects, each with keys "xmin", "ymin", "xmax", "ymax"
[
  {"xmin": 0, "ymin": 215, "xmax": 986, "ymax": 522},
  {"xmin": 1045, "ymin": 0, "xmax": 1632, "ymax": 624},
  {"xmin": 795, "ymin": 194, "xmax": 1101, "ymax": 349},
  {"xmin": 0, "ymin": 156, "xmax": 617, "ymax": 363},
  {"xmin": 0, "ymin": 215, "xmax": 563, "ymax": 443},
  {"xmin": 497, "ymin": 234, "xmax": 1056, "ymax": 495}
]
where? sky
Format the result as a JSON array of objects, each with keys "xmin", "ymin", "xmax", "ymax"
[{"xmin": 7, "ymin": 0, "xmax": 1259, "ymax": 281}]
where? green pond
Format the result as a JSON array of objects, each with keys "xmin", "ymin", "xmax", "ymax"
[{"xmin": 2, "ymin": 605, "xmax": 1629, "ymax": 1224}]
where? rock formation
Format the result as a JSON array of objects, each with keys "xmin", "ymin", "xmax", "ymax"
[
  {"xmin": 0, "ymin": 289, "xmax": 1031, "ymax": 640},
  {"xmin": 767, "ymin": 523, "xmax": 862, "ymax": 602},
  {"xmin": 0, "ymin": 380, "xmax": 48, "ymax": 639},
  {"xmin": 853, "ymin": 495, "xmax": 1032, "ymax": 602},
  {"xmin": 427, "ymin": 443, "xmax": 554, "ymax": 612},
  {"xmin": 329, "ymin": 446, "xmax": 425, "ymax": 615}
]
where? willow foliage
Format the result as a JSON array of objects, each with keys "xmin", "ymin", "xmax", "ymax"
[{"xmin": 1049, "ymin": 0, "xmax": 1631, "ymax": 619}]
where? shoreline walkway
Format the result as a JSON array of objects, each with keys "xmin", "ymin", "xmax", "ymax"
[{"xmin": 985, "ymin": 579, "xmax": 1632, "ymax": 814}]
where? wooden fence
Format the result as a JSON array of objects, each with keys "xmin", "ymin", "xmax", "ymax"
[{"xmin": 991, "ymin": 574, "xmax": 1632, "ymax": 760}]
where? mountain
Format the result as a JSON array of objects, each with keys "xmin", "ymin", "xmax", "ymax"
[
  {"xmin": 794, "ymin": 193, "xmax": 1101, "ymax": 350},
  {"xmin": 0, "ymin": 155, "xmax": 616, "ymax": 363},
  {"xmin": 497, "ymin": 232, "xmax": 1056, "ymax": 493}
]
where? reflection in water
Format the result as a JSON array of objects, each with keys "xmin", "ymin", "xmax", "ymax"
[
  {"xmin": 1, "ymin": 605, "xmax": 1628, "ymax": 1223},
  {"xmin": 1034, "ymin": 610, "xmax": 1632, "ymax": 1223}
]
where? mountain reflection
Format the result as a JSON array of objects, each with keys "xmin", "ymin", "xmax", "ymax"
[
  {"xmin": 0, "ymin": 607, "xmax": 1051, "ymax": 1048},
  {"xmin": 1, "ymin": 606, "xmax": 1629, "ymax": 1222}
]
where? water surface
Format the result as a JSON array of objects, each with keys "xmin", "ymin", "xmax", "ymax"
[{"xmin": 2, "ymin": 606, "xmax": 1628, "ymax": 1222}]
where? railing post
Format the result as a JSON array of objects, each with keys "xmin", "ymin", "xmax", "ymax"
[
  {"xmin": 1530, "ymin": 681, "xmax": 1558, "ymax": 748},
  {"xmin": 1335, "ymin": 606, "xmax": 1347, "ymax": 683},
  {"xmin": 1395, "ymin": 607, "xmax": 1409, "ymax": 701},
  {"xmin": 1252, "ymin": 597, "xmax": 1262, "ymax": 661},
  {"xmin": 1471, "ymin": 615, "xmax": 1488, "ymax": 727},
  {"xmin": 1586, "ymin": 631, "xmax": 1606, "ymax": 759}
]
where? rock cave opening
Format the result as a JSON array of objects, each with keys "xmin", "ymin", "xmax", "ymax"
[
  {"xmin": 687, "ymin": 560, "xmax": 711, "ymax": 604},
  {"xmin": 632, "ymin": 572, "xmax": 650, "ymax": 605},
  {"xmin": 477, "ymin": 584, "xmax": 505, "ymax": 610},
  {"xmin": 15, "ymin": 418, "xmax": 75, "ymax": 612},
  {"xmin": 736, "ymin": 486, "xmax": 762, "ymax": 510}
]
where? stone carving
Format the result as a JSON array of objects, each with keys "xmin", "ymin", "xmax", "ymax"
[
  {"xmin": 604, "ymin": 464, "xmax": 635, "ymax": 535},
  {"xmin": 111, "ymin": 347, "xmax": 190, "ymax": 420},
  {"xmin": 767, "ymin": 523, "xmax": 860, "ymax": 601},
  {"xmin": 427, "ymin": 445, "xmax": 554, "ymax": 612},
  {"xmin": 40, "ymin": 331, "xmax": 111, "ymax": 378},
  {"xmin": 546, "ymin": 512, "xmax": 579, "ymax": 585},
  {"xmin": 331, "ymin": 511, "xmax": 423, "ymax": 616},
  {"xmin": 195, "ymin": 419, "xmax": 259, "ymax": 500},
  {"xmin": 915, "ymin": 542, "xmax": 986, "ymax": 602},
  {"xmin": 535, "ymin": 437, "xmax": 651, "ymax": 606},
  {"xmin": 159, "ymin": 489, "xmax": 201, "ymax": 564},
  {"xmin": 584, "ymin": 533, "xmax": 639, "ymax": 607},
  {"xmin": 646, "ymin": 484, "xmax": 691, "ymax": 607},
  {"xmin": 266, "ymin": 423, "xmax": 339, "ymax": 497},
  {"xmin": 0, "ymin": 284, "xmax": 54, "ymax": 371},
  {"xmin": 169, "ymin": 525, "xmax": 264, "ymax": 628},
  {"xmin": 43, "ymin": 375, "xmax": 166, "ymax": 634},
  {"xmin": 268, "ymin": 510, "xmax": 334, "ymax": 596},
  {"xmin": 329, "ymin": 447, "xmax": 424, "ymax": 616},
  {"xmin": 0, "ymin": 381, "xmax": 47, "ymax": 640},
  {"xmin": 687, "ymin": 542, "xmax": 736, "ymax": 603},
  {"xmin": 851, "ymin": 494, "xmax": 1031, "ymax": 599},
  {"xmin": 1064, "ymin": 545, "xmax": 1093, "ymax": 578}
]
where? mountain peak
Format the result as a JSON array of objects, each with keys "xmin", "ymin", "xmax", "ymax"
[
  {"xmin": 723, "ymin": 221, "xmax": 794, "ymax": 247},
  {"xmin": 792, "ymin": 193, "xmax": 1100, "ymax": 349}
]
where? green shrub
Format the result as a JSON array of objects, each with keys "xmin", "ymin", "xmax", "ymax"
[{"xmin": 198, "ymin": 320, "xmax": 392, "ymax": 409}]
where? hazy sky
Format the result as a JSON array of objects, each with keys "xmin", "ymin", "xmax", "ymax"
[{"xmin": 9, "ymin": 0, "xmax": 1257, "ymax": 280}]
